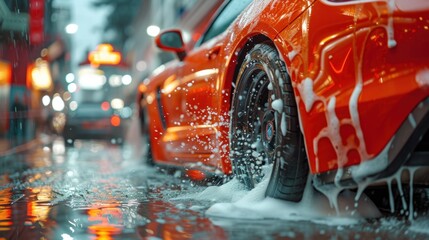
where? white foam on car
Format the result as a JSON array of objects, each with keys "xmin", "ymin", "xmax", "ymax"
[
  {"xmin": 280, "ymin": 112, "xmax": 287, "ymax": 136},
  {"xmin": 320, "ymin": 0, "xmax": 398, "ymax": 49},
  {"xmin": 177, "ymin": 0, "xmax": 425, "ymax": 226},
  {"xmin": 291, "ymin": 4, "xmax": 402, "ymax": 218},
  {"xmin": 296, "ymin": 77, "xmax": 317, "ymax": 112},
  {"xmin": 271, "ymin": 99, "xmax": 283, "ymax": 113},
  {"xmin": 377, "ymin": 167, "xmax": 420, "ymax": 221},
  {"xmin": 409, "ymin": 216, "xmax": 429, "ymax": 234},
  {"xmin": 206, "ymin": 176, "xmax": 380, "ymax": 225},
  {"xmin": 387, "ymin": 0, "xmax": 397, "ymax": 48},
  {"xmin": 178, "ymin": 165, "xmax": 381, "ymax": 225}
]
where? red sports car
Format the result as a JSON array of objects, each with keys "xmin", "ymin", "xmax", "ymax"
[{"xmin": 139, "ymin": 0, "xmax": 429, "ymax": 203}]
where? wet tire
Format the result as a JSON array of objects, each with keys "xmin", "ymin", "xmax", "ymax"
[
  {"xmin": 140, "ymin": 106, "xmax": 154, "ymax": 166},
  {"xmin": 143, "ymin": 135, "xmax": 154, "ymax": 166},
  {"xmin": 230, "ymin": 43, "xmax": 308, "ymax": 202}
]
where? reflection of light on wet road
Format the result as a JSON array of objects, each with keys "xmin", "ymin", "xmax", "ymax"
[
  {"xmin": 0, "ymin": 131, "xmax": 428, "ymax": 239},
  {"xmin": 52, "ymin": 138, "xmax": 66, "ymax": 155},
  {"xmin": 87, "ymin": 205, "xmax": 123, "ymax": 240},
  {"xmin": 28, "ymin": 187, "xmax": 53, "ymax": 223},
  {"xmin": 136, "ymin": 199, "xmax": 227, "ymax": 239},
  {"xmin": 0, "ymin": 135, "xmax": 153, "ymax": 239},
  {"xmin": 0, "ymin": 189, "xmax": 12, "ymax": 232}
]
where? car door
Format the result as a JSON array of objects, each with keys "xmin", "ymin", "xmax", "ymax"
[{"xmin": 166, "ymin": 0, "xmax": 252, "ymax": 164}]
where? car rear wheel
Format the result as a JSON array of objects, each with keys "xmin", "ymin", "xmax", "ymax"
[{"xmin": 230, "ymin": 43, "xmax": 308, "ymax": 202}]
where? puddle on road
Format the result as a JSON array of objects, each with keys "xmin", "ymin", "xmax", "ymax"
[
  {"xmin": 0, "ymin": 180, "xmax": 227, "ymax": 239},
  {"xmin": 0, "ymin": 187, "xmax": 54, "ymax": 239},
  {"xmin": 1, "ymin": 139, "xmax": 429, "ymax": 240},
  {"xmin": 2, "ymin": 177, "xmax": 429, "ymax": 240},
  {"xmin": 0, "ymin": 139, "xmax": 227, "ymax": 239}
]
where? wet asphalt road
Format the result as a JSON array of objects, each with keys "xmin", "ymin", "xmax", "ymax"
[{"xmin": 1, "ymin": 135, "xmax": 429, "ymax": 240}]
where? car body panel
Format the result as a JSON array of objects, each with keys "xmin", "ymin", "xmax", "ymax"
[
  {"xmin": 143, "ymin": 0, "xmax": 429, "ymax": 181},
  {"xmin": 271, "ymin": 0, "xmax": 429, "ymax": 173}
]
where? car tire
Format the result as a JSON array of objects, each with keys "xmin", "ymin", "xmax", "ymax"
[
  {"xmin": 230, "ymin": 43, "xmax": 308, "ymax": 202},
  {"xmin": 140, "ymin": 106, "xmax": 154, "ymax": 166},
  {"xmin": 142, "ymin": 134, "xmax": 154, "ymax": 166}
]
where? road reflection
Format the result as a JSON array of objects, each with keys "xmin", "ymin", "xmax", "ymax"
[
  {"xmin": 87, "ymin": 204, "xmax": 123, "ymax": 240},
  {"xmin": 137, "ymin": 198, "xmax": 226, "ymax": 240},
  {"xmin": 1, "ymin": 137, "xmax": 429, "ymax": 240},
  {"xmin": 0, "ymin": 137, "xmax": 227, "ymax": 240},
  {"xmin": 0, "ymin": 188, "xmax": 12, "ymax": 232}
]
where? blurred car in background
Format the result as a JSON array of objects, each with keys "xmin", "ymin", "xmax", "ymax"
[
  {"xmin": 140, "ymin": 0, "xmax": 429, "ymax": 204},
  {"xmin": 63, "ymin": 101, "xmax": 124, "ymax": 146},
  {"xmin": 63, "ymin": 44, "xmax": 133, "ymax": 146}
]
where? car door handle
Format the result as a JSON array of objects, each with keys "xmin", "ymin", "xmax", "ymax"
[{"xmin": 207, "ymin": 45, "xmax": 221, "ymax": 60}]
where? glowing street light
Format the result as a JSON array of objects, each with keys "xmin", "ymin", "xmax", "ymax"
[
  {"xmin": 65, "ymin": 73, "xmax": 75, "ymax": 83},
  {"xmin": 29, "ymin": 59, "xmax": 52, "ymax": 90},
  {"xmin": 88, "ymin": 44, "xmax": 121, "ymax": 66},
  {"xmin": 52, "ymin": 95, "xmax": 65, "ymax": 111},
  {"xmin": 121, "ymin": 75, "xmax": 132, "ymax": 85},
  {"xmin": 147, "ymin": 25, "xmax": 160, "ymax": 37},
  {"xmin": 67, "ymin": 83, "xmax": 77, "ymax": 93},
  {"xmin": 65, "ymin": 23, "xmax": 78, "ymax": 34},
  {"xmin": 42, "ymin": 95, "xmax": 51, "ymax": 106}
]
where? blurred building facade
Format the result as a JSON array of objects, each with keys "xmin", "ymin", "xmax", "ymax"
[
  {"xmin": 0, "ymin": 0, "xmax": 65, "ymax": 139},
  {"xmin": 0, "ymin": 0, "xmax": 121, "ymax": 139},
  {"xmin": 0, "ymin": 0, "xmax": 224, "ymax": 140}
]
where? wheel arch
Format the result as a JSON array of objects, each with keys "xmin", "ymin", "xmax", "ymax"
[
  {"xmin": 223, "ymin": 33, "xmax": 300, "ymax": 112},
  {"xmin": 225, "ymin": 34, "xmax": 276, "ymax": 106},
  {"xmin": 217, "ymin": 34, "xmax": 277, "ymax": 175}
]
